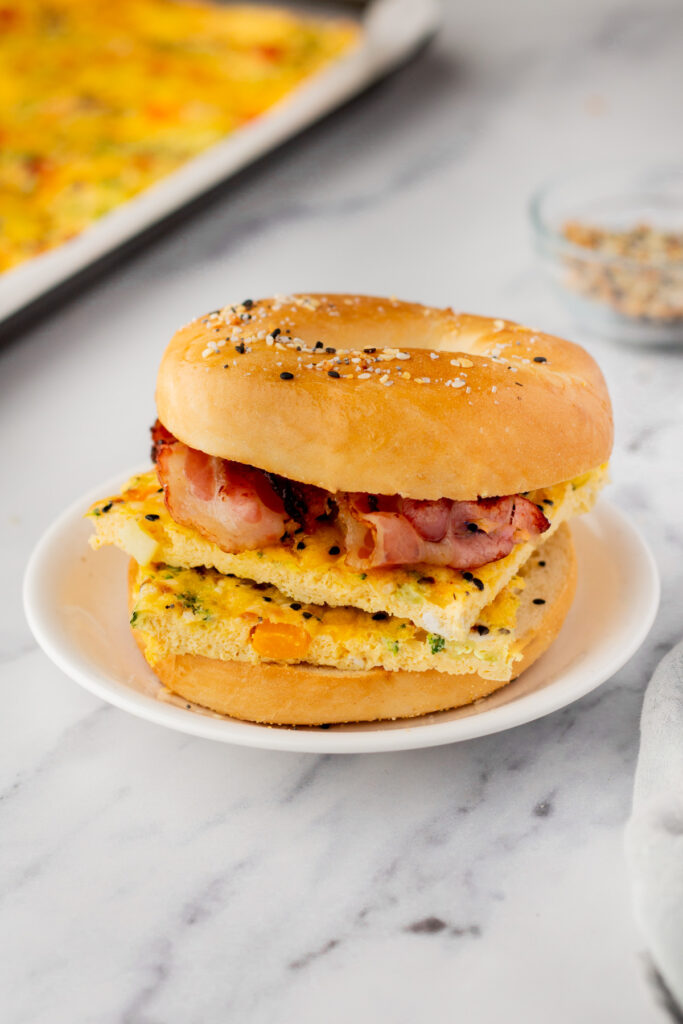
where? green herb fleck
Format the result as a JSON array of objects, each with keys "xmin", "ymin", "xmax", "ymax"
[
  {"xmin": 428, "ymin": 634, "xmax": 446, "ymax": 654},
  {"xmin": 177, "ymin": 591, "xmax": 207, "ymax": 617}
]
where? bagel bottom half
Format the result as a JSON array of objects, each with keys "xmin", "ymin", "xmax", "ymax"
[{"xmin": 130, "ymin": 525, "xmax": 577, "ymax": 726}]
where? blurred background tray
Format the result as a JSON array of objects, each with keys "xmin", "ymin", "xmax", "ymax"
[{"xmin": 0, "ymin": 0, "xmax": 438, "ymax": 329}]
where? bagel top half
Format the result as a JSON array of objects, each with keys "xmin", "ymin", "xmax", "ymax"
[{"xmin": 156, "ymin": 294, "xmax": 613, "ymax": 501}]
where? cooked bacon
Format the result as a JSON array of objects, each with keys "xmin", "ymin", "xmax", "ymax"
[
  {"xmin": 153, "ymin": 425, "xmax": 288, "ymax": 553},
  {"xmin": 337, "ymin": 493, "xmax": 549, "ymax": 571},
  {"xmin": 264, "ymin": 472, "xmax": 335, "ymax": 532},
  {"xmin": 150, "ymin": 419, "xmax": 175, "ymax": 463},
  {"xmin": 150, "ymin": 420, "xmax": 550, "ymax": 569}
]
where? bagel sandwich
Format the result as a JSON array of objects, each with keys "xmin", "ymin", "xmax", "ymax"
[{"xmin": 88, "ymin": 294, "xmax": 613, "ymax": 724}]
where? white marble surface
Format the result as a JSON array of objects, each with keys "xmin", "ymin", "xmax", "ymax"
[{"xmin": 2, "ymin": 0, "xmax": 683, "ymax": 1020}]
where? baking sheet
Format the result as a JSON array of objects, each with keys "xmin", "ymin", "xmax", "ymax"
[{"xmin": 0, "ymin": 0, "xmax": 438, "ymax": 325}]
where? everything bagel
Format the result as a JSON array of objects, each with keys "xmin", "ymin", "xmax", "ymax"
[{"xmin": 156, "ymin": 294, "xmax": 613, "ymax": 500}]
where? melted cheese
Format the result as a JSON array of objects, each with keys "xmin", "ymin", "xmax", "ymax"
[{"xmin": 89, "ymin": 464, "xmax": 607, "ymax": 640}]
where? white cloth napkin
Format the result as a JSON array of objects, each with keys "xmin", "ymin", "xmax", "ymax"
[{"xmin": 626, "ymin": 640, "xmax": 683, "ymax": 1013}]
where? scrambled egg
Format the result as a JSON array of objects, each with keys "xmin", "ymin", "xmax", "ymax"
[
  {"xmin": 129, "ymin": 559, "xmax": 527, "ymax": 681},
  {"xmin": 0, "ymin": 0, "xmax": 358, "ymax": 272},
  {"xmin": 89, "ymin": 465, "xmax": 607, "ymax": 640}
]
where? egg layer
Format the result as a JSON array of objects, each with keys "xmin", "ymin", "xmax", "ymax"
[
  {"xmin": 1, "ymin": 1, "xmax": 358, "ymax": 272},
  {"xmin": 89, "ymin": 466, "xmax": 606, "ymax": 640},
  {"xmin": 129, "ymin": 556, "xmax": 529, "ymax": 681}
]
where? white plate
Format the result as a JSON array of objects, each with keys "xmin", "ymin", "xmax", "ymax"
[
  {"xmin": 0, "ymin": 0, "xmax": 438, "ymax": 323},
  {"xmin": 23, "ymin": 470, "xmax": 659, "ymax": 753}
]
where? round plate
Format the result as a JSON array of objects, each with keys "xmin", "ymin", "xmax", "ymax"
[{"xmin": 24, "ymin": 471, "xmax": 659, "ymax": 753}]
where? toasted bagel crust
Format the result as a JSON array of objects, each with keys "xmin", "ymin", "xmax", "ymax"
[
  {"xmin": 156, "ymin": 294, "xmax": 613, "ymax": 500},
  {"xmin": 132, "ymin": 526, "xmax": 577, "ymax": 725}
]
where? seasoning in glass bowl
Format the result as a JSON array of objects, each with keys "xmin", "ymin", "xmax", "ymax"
[
  {"xmin": 562, "ymin": 221, "xmax": 683, "ymax": 323},
  {"xmin": 531, "ymin": 164, "xmax": 683, "ymax": 344}
]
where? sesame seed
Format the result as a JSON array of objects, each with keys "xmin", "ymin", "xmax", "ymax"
[
  {"xmin": 280, "ymin": 371, "xmax": 294, "ymax": 380},
  {"xmin": 533, "ymin": 598, "xmax": 546, "ymax": 604},
  {"xmin": 145, "ymin": 513, "xmax": 160, "ymax": 521},
  {"xmin": 372, "ymin": 611, "xmax": 389, "ymax": 621},
  {"xmin": 290, "ymin": 603, "xmax": 302, "ymax": 610},
  {"xmin": 325, "ymin": 346, "xmax": 336, "ymax": 354},
  {"xmin": 429, "ymin": 352, "xmax": 439, "ymax": 359},
  {"xmin": 534, "ymin": 356, "xmax": 547, "ymax": 363},
  {"xmin": 328, "ymin": 369, "xmax": 340, "ymax": 378},
  {"xmin": 472, "ymin": 577, "xmax": 484, "ymax": 591},
  {"xmin": 357, "ymin": 372, "xmax": 372, "ymax": 380},
  {"xmin": 363, "ymin": 347, "xmax": 376, "ymax": 354},
  {"xmin": 328, "ymin": 545, "xmax": 341, "ymax": 555},
  {"xmin": 395, "ymin": 352, "xmax": 410, "ymax": 360}
]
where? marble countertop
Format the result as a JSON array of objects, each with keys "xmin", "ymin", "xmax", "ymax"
[{"xmin": 2, "ymin": 0, "xmax": 683, "ymax": 1020}]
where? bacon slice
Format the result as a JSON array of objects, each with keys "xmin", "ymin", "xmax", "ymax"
[
  {"xmin": 263, "ymin": 472, "xmax": 335, "ymax": 532},
  {"xmin": 337, "ymin": 493, "xmax": 549, "ymax": 570},
  {"xmin": 150, "ymin": 421, "xmax": 550, "ymax": 569},
  {"xmin": 153, "ymin": 424, "xmax": 288, "ymax": 553}
]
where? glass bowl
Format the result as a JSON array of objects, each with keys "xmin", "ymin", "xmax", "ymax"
[{"xmin": 530, "ymin": 164, "xmax": 683, "ymax": 344}]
